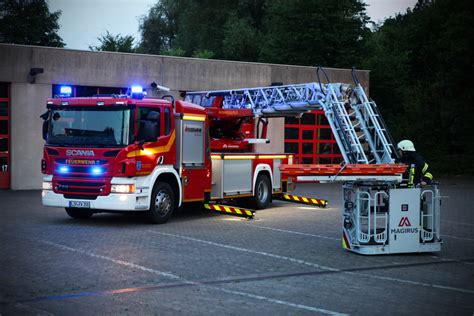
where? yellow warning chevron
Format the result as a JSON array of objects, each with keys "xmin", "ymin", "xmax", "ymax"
[
  {"xmin": 204, "ymin": 203, "xmax": 255, "ymax": 218},
  {"xmin": 279, "ymin": 194, "xmax": 328, "ymax": 208}
]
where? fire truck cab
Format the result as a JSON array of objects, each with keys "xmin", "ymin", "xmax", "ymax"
[{"xmin": 41, "ymin": 86, "xmax": 290, "ymax": 223}]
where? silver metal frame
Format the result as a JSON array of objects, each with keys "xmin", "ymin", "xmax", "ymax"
[
  {"xmin": 186, "ymin": 81, "xmax": 396, "ymax": 165},
  {"xmin": 343, "ymin": 183, "xmax": 442, "ymax": 255}
]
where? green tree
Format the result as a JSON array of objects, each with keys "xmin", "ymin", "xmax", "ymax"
[
  {"xmin": 89, "ymin": 31, "xmax": 135, "ymax": 53},
  {"xmin": 363, "ymin": 0, "xmax": 474, "ymax": 174},
  {"xmin": 160, "ymin": 47, "xmax": 186, "ymax": 57},
  {"xmin": 138, "ymin": 0, "xmax": 180, "ymax": 54},
  {"xmin": 259, "ymin": 0, "xmax": 370, "ymax": 67},
  {"xmin": 0, "ymin": 0, "xmax": 64, "ymax": 47},
  {"xmin": 172, "ymin": 0, "xmax": 234, "ymax": 58},
  {"xmin": 192, "ymin": 49, "xmax": 215, "ymax": 59},
  {"xmin": 138, "ymin": 0, "xmax": 265, "ymax": 59},
  {"xmin": 222, "ymin": 14, "xmax": 259, "ymax": 61}
]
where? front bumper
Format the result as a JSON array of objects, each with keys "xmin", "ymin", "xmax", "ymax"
[
  {"xmin": 42, "ymin": 175, "xmax": 150, "ymax": 211},
  {"xmin": 42, "ymin": 190, "xmax": 147, "ymax": 211}
]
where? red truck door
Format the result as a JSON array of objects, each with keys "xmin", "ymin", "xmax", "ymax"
[
  {"xmin": 133, "ymin": 105, "xmax": 176, "ymax": 175},
  {"xmin": 179, "ymin": 113, "xmax": 211, "ymax": 202}
]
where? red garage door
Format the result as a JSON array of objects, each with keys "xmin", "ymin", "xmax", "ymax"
[
  {"xmin": 284, "ymin": 110, "xmax": 342, "ymax": 164},
  {"xmin": 0, "ymin": 83, "xmax": 10, "ymax": 189}
]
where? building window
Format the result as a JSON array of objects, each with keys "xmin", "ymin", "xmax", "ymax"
[
  {"xmin": 284, "ymin": 110, "xmax": 342, "ymax": 164},
  {"xmin": 0, "ymin": 82, "xmax": 10, "ymax": 189}
]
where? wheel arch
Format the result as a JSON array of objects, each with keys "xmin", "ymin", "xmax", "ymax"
[
  {"xmin": 149, "ymin": 166, "xmax": 182, "ymax": 207},
  {"xmin": 252, "ymin": 163, "xmax": 273, "ymax": 195}
]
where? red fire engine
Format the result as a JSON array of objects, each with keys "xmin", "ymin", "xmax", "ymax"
[
  {"xmin": 41, "ymin": 72, "xmax": 443, "ymax": 255},
  {"xmin": 41, "ymin": 86, "xmax": 292, "ymax": 223}
]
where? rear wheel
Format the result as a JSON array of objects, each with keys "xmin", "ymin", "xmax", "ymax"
[
  {"xmin": 249, "ymin": 174, "xmax": 271, "ymax": 209},
  {"xmin": 65, "ymin": 208, "xmax": 94, "ymax": 219},
  {"xmin": 148, "ymin": 182, "xmax": 175, "ymax": 224}
]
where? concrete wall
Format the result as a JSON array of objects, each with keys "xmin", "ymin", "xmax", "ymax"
[
  {"xmin": 0, "ymin": 44, "xmax": 369, "ymax": 90},
  {"xmin": 254, "ymin": 118, "xmax": 285, "ymax": 154},
  {"xmin": 10, "ymin": 83, "xmax": 51, "ymax": 189},
  {"xmin": 0, "ymin": 44, "xmax": 370, "ymax": 189}
]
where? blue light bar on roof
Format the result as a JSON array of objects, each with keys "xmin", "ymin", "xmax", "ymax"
[
  {"xmin": 131, "ymin": 86, "xmax": 143, "ymax": 93},
  {"xmin": 60, "ymin": 86, "xmax": 72, "ymax": 96},
  {"xmin": 130, "ymin": 85, "xmax": 146, "ymax": 99}
]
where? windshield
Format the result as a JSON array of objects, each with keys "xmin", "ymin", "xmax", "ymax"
[{"xmin": 47, "ymin": 108, "xmax": 132, "ymax": 147}]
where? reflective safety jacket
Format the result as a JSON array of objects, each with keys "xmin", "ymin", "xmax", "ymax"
[{"xmin": 396, "ymin": 152, "xmax": 433, "ymax": 186}]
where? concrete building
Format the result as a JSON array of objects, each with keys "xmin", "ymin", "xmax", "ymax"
[{"xmin": 0, "ymin": 43, "xmax": 369, "ymax": 190}]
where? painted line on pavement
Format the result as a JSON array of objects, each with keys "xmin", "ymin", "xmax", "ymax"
[
  {"xmin": 148, "ymin": 230, "xmax": 339, "ymax": 271},
  {"xmin": 431, "ymin": 255, "xmax": 474, "ymax": 266},
  {"xmin": 243, "ymin": 224, "xmax": 473, "ymax": 268},
  {"xmin": 442, "ymin": 220, "xmax": 474, "ymax": 227},
  {"xmin": 442, "ymin": 234, "xmax": 474, "ymax": 242},
  {"xmin": 15, "ymin": 255, "xmax": 474, "ymax": 306},
  {"xmin": 297, "ymin": 206, "xmax": 331, "ymax": 210},
  {"xmin": 38, "ymin": 239, "xmax": 186, "ymax": 281},
  {"xmin": 32, "ymin": 239, "xmax": 347, "ymax": 316},
  {"xmin": 148, "ymin": 230, "xmax": 474, "ymax": 295},
  {"xmin": 245, "ymin": 223, "xmax": 340, "ymax": 241},
  {"xmin": 242, "ymin": 222, "xmax": 473, "ymax": 266},
  {"xmin": 207, "ymin": 286, "xmax": 347, "ymax": 315}
]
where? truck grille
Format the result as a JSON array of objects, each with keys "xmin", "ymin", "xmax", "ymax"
[{"xmin": 53, "ymin": 178, "xmax": 109, "ymax": 197}]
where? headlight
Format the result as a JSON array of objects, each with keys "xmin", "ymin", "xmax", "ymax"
[
  {"xmin": 111, "ymin": 184, "xmax": 135, "ymax": 193},
  {"xmin": 42, "ymin": 181, "xmax": 53, "ymax": 190}
]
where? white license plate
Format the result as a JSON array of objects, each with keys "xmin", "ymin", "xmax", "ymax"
[{"xmin": 69, "ymin": 201, "xmax": 90, "ymax": 208}]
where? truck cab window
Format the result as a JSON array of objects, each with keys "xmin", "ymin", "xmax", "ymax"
[
  {"xmin": 164, "ymin": 107, "xmax": 171, "ymax": 135},
  {"xmin": 138, "ymin": 108, "xmax": 160, "ymax": 142}
]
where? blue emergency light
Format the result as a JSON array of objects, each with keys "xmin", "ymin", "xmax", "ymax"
[
  {"xmin": 58, "ymin": 166, "xmax": 70, "ymax": 174},
  {"xmin": 59, "ymin": 86, "xmax": 72, "ymax": 96},
  {"xmin": 130, "ymin": 85, "xmax": 146, "ymax": 99},
  {"xmin": 91, "ymin": 167, "xmax": 103, "ymax": 175},
  {"xmin": 131, "ymin": 85, "xmax": 143, "ymax": 93}
]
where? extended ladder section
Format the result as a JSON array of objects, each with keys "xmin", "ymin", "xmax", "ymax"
[
  {"xmin": 186, "ymin": 81, "xmax": 396, "ymax": 164},
  {"xmin": 187, "ymin": 83, "xmax": 325, "ymax": 115},
  {"xmin": 350, "ymin": 84, "xmax": 397, "ymax": 163},
  {"xmin": 322, "ymin": 84, "xmax": 368, "ymax": 164}
]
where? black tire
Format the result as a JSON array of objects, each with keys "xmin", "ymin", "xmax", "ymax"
[
  {"xmin": 65, "ymin": 208, "xmax": 94, "ymax": 219},
  {"xmin": 249, "ymin": 174, "xmax": 271, "ymax": 209},
  {"xmin": 148, "ymin": 181, "xmax": 175, "ymax": 224}
]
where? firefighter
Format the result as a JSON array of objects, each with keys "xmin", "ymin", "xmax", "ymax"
[{"xmin": 396, "ymin": 140, "xmax": 433, "ymax": 187}]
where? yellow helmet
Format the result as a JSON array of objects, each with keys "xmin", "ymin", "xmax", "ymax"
[{"xmin": 397, "ymin": 140, "xmax": 416, "ymax": 152}]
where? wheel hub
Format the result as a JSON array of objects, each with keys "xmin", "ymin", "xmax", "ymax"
[
  {"xmin": 155, "ymin": 190, "xmax": 171, "ymax": 216},
  {"xmin": 257, "ymin": 180, "xmax": 268, "ymax": 202}
]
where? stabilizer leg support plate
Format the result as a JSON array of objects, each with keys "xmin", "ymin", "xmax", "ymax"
[
  {"xmin": 204, "ymin": 203, "xmax": 255, "ymax": 219},
  {"xmin": 278, "ymin": 193, "xmax": 328, "ymax": 208}
]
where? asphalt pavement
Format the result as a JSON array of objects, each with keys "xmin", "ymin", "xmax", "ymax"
[{"xmin": 0, "ymin": 179, "xmax": 473, "ymax": 315}]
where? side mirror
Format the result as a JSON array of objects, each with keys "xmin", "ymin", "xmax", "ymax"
[
  {"xmin": 136, "ymin": 140, "xmax": 145, "ymax": 150},
  {"xmin": 40, "ymin": 111, "xmax": 49, "ymax": 141},
  {"xmin": 42, "ymin": 120, "xmax": 48, "ymax": 141}
]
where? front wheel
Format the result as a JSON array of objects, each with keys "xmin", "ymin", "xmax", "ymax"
[
  {"xmin": 249, "ymin": 174, "xmax": 271, "ymax": 209},
  {"xmin": 148, "ymin": 182, "xmax": 175, "ymax": 224},
  {"xmin": 65, "ymin": 208, "xmax": 94, "ymax": 219}
]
